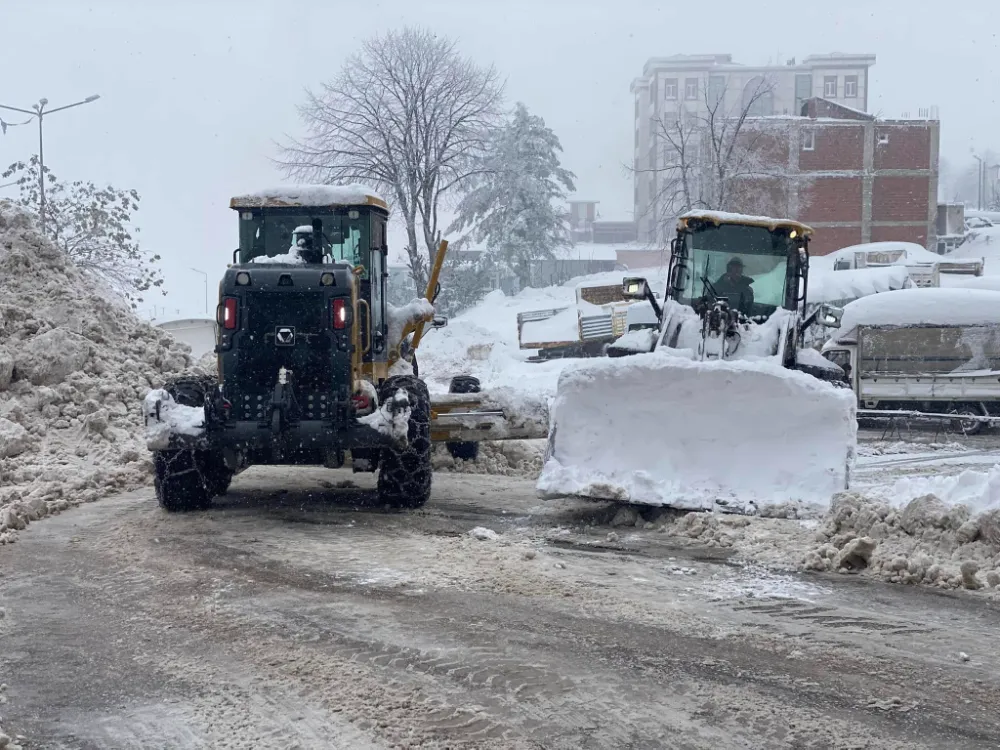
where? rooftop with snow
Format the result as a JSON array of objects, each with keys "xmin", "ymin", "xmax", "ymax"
[{"xmin": 230, "ymin": 184, "xmax": 388, "ymax": 209}]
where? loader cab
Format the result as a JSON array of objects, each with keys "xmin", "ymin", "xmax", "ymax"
[{"xmin": 668, "ymin": 212, "xmax": 812, "ymax": 322}]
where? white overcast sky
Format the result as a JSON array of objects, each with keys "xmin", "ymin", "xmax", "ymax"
[{"xmin": 2, "ymin": 0, "xmax": 997, "ymax": 319}]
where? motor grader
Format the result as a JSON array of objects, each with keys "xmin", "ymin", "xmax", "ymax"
[{"xmin": 143, "ymin": 185, "xmax": 529, "ymax": 512}]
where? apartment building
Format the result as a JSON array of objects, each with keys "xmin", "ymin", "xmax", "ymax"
[{"xmin": 631, "ymin": 53, "xmax": 877, "ymax": 241}]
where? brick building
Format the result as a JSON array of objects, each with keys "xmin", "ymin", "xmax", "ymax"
[
  {"xmin": 734, "ymin": 98, "xmax": 940, "ymax": 255},
  {"xmin": 632, "ymin": 52, "xmax": 878, "ymax": 241}
]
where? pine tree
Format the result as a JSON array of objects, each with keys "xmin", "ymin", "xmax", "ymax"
[{"xmin": 449, "ymin": 103, "xmax": 576, "ymax": 290}]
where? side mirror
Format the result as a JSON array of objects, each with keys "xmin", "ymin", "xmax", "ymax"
[
  {"xmin": 431, "ymin": 315, "xmax": 448, "ymax": 329},
  {"xmin": 622, "ymin": 277, "xmax": 650, "ymax": 300},
  {"xmin": 669, "ymin": 263, "xmax": 689, "ymax": 295},
  {"xmin": 818, "ymin": 303, "xmax": 843, "ymax": 329}
]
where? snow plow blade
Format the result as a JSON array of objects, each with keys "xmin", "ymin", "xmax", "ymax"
[
  {"xmin": 429, "ymin": 390, "xmax": 549, "ymax": 443},
  {"xmin": 537, "ymin": 353, "xmax": 857, "ymax": 512}
]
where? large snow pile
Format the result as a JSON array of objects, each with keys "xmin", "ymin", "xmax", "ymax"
[
  {"xmin": 432, "ymin": 440, "xmax": 544, "ymax": 477},
  {"xmin": 537, "ymin": 351, "xmax": 857, "ymax": 511},
  {"xmin": 799, "ymin": 489, "xmax": 1000, "ymax": 589},
  {"xmin": 0, "ymin": 205, "xmax": 194, "ymax": 543}
]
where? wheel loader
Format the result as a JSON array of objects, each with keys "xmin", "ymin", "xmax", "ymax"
[
  {"xmin": 143, "ymin": 185, "xmax": 540, "ymax": 512},
  {"xmin": 537, "ymin": 210, "xmax": 857, "ymax": 512}
]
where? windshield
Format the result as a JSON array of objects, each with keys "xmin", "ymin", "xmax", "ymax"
[
  {"xmin": 238, "ymin": 210, "xmax": 370, "ymax": 267},
  {"xmin": 677, "ymin": 224, "xmax": 792, "ymax": 317}
]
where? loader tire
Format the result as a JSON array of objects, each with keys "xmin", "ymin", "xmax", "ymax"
[
  {"xmin": 154, "ymin": 449, "xmax": 212, "ymax": 512},
  {"xmin": 446, "ymin": 375, "xmax": 480, "ymax": 461},
  {"xmin": 378, "ymin": 375, "xmax": 432, "ymax": 509}
]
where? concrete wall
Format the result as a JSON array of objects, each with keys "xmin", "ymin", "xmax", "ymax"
[{"xmin": 157, "ymin": 318, "xmax": 218, "ymax": 359}]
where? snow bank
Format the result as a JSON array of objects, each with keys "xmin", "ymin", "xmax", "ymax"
[
  {"xmin": 891, "ymin": 466, "xmax": 1000, "ymax": 517},
  {"xmin": 432, "ymin": 439, "xmax": 544, "ymax": 477},
  {"xmin": 0, "ymin": 205, "xmax": 195, "ymax": 543},
  {"xmin": 537, "ymin": 351, "xmax": 857, "ymax": 511},
  {"xmin": 232, "ymin": 184, "xmax": 386, "ymax": 207},
  {"xmin": 837, "ymin": 287, "xmax": 1000, "ymax": 331},
  {"xmin": 417, "ymin": 270, "xmax": 667, "ymax": 399}
]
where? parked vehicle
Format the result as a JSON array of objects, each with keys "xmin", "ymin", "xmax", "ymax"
[{"xmin": 821, "ymin": 287, "xmax": 1000, "ymax": 433}]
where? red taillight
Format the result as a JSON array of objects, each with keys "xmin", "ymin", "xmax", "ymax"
[
  {"xmin": 332, "ymin": 298, "xmax": 347, "ymax": 329},
  {"xmin": 222, "ymin": 297, "xmax": 238, "ymax": 330}
]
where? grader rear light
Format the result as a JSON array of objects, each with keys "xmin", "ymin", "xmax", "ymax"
[
  {"xmin": 222, "ymin": 297, "xmax": 238, "ymax": 330},
  {"xmin": 332, "ymin": 298, "xmax": 348, "ymax": 329}
]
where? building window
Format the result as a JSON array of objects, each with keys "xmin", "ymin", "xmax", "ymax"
[
  {"xmin": 708, "ymin": 75, "xmax": 726, "ymax": 108},
  {"xmin": 877, "ymin": 132, "xmax": 890, "ymax": 145},
  {"xmin": 801, "ymin": 130, "xmax": 815, "ymax": 151},
  {"xmin": 823, "ymin": 76, "xmax": 838, "ymax": 98},
  {"xmin": 685, "ymin": 78, "xmax": 698, "ymax": 100},
  {"xmin": 663, "ymin": 78, "xmax": 678, "ymax": 100},
  {"xmin": 794, "ymin": 74, "xmax": 813, "ymax": 114},
  {"xmin": 844, "ymin": 75, "xmax": 858, "ymax": 98}
]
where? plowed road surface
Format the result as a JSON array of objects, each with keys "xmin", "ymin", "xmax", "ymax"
[{"xmin": 2, "ymin": 468, "xmax": 999, "ymax": 749}]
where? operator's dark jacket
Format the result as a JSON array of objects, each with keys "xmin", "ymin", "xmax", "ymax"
[{"xmin": 713, "ymin": 274, "xmax": 754, "ymax": 313}]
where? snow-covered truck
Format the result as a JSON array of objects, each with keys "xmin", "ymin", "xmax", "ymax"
[
  {"xmin": 538, "ymin": 211, "xmax": 856, "ymax": 511},
  {"xmin": 516, "ymin": 282, "xmax": 652, "ymax": 359},
  {"xmin": 826, "ymin": 241, "xmax": 984, "ymax": 281},
  {"xmin": 821, "ymin": 287, "xmax": 1000, "ymax": 434},
  {"xmin": 143, "ymin": 185, "xmax": 536, "ymax": 512}
]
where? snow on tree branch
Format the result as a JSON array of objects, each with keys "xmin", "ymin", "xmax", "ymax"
[{"xmin": 448, "ymin": 102, "xmax": 576, "ymax": 291}]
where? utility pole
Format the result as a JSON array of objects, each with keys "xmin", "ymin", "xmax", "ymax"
[
  {"xmin": 973, "ymin": 154, "xmax": 984, "ymax": 211},
  {"xmin": 0, "ymin": 94, "xmax": 100, "ymax": 235},
  {"xmin": 191, "ymin": 268, "xmax": 209, "ymax": 314}
]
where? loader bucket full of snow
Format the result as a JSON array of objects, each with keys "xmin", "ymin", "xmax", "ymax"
[{"xmin": 537, "ymin": 353, "xmax": 857, "ymax": 512}]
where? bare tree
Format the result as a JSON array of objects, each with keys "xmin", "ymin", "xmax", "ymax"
[
  {"xmin": 637, "ymin": 77, "xmax": 786, "ymax": 235},
  {"xmin": 279, "ymin": 27, "xmax": 504, "ymax": 290}
]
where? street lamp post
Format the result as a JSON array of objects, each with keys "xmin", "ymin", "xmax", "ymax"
[
  {"xmin": 972, "ymin": 154, "xmax": 987, "ymax": 211},
  {"xmin": 0, "ymin": 94, "xmax": 100, "ymax": 235},
  {"xmin": 191, "ymin": 268, "xmax": 209, "ymax": 314}
]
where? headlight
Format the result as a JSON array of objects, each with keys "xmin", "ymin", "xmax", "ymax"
[
  {"xmin": 320, "ymin": 272, "xmax": 335, "ymax": 286},
  {"xmin": 235, "ymin": 272, "xmax": 251, "ymax": 286}
]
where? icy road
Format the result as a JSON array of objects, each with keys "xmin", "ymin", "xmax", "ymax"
[{"xmin": 2, "ymin": 465, "xmax": 1000, "ymax": 749}]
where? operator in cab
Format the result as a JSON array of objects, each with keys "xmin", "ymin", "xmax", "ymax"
[{"xmin": 713, "ymin": 256, "xmax": 755, "ymax": 314}]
